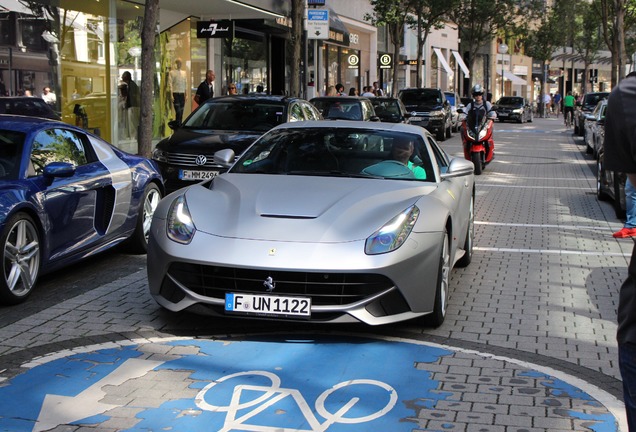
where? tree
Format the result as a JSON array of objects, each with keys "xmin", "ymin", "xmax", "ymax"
[
  {"xmin": 525, "ymin": 5, "xmax": 566, "ymax": 116},
  {"xmin": 451, "ymin": 0, "xmax": 542, "ymax": 91},
  {"xmin": 365, "ymin": 0, "xmax": 414, "ymax": 96},
  {"xmin": 290, "ymin": 0, "xmax": 304, "ymax": 97},
  {"xmin": 407, "ymin": 0, "xmax": 458, "ymax": 88},
  {"xmin": 572, "ymin": 1, "xmax": 604, "ymax": 93},
  {"xmin": 593, "ymin": 0, "xmax": 636, "ymax": 86},
  {"xmin": 137, "ymin": 0, "xmax": 159, "ymax": 158}
]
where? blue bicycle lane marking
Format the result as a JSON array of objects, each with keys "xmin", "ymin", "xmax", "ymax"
[{"xmin": 0, "ymin": 336, "xmax": 620, "ymax": 431}]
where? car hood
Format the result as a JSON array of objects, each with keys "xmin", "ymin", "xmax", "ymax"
[
  {"xmin": 180, "ymin": 174, "xmax": 441, "ymax": 242},
  {"xmin": 156, "ymin": 129, "xmax": 262, "ymax": 154},
  {"xmin": 495, "ymin": 103, "xmax": 523, "ymax": 109}
]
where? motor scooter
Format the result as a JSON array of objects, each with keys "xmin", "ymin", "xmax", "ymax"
[{"xmin": 461, "ymin": 106, "xmax": 495, "ymax": 175}]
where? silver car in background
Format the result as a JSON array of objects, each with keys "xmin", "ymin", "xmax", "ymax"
[{"xmin": 147, "ymin": 121, "xmax": 475, "ymax": 326}]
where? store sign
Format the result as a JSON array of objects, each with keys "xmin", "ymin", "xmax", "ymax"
[
  {"xmin": 399, "ymin": 59, "xmax": 425, "ymax": 66},
  {"xmin": 379, "ymin": 54, "xmax": 393, "ymax": 69},
  {"xmin": 347, "ymin": 54, "xmax": 360, "ymax": 69},
  {"xmin": 307, "ymin": 0, "xmax": 326, "ymax": 4},
  {"xmin": 197, "ymin": 21, "xmax": 234, "ymax": 39}
]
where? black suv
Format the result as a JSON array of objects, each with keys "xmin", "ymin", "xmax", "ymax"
[
  {"xmin": 398, "ymin": 88, "xmax": 452, "ymax": 141},
  {"xmin": 152, "ymin": 95, "xmax": 322, "ymax": 193},
  {"xmin": 574, "ymin": 92, "xmax": 609, "ymax": 137}
]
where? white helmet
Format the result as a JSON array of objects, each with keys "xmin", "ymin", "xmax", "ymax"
[{"xmin": 471, "ymin": 84, "xmax": 484, "ymax": 95}]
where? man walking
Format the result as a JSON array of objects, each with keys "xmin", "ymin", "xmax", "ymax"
[
  {"xmin": 169, "ymin": 58, "xmax": 187, "ymax": 124},
  {"xmin": 603, "ymin": 71, "xmax": 636, "ymax": 431},
  {"xmin": 194, "ymin": 70, "xmax": 215, "ymax": 106}
]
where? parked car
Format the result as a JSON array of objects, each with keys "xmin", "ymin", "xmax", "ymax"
[
  {"xmin": 398, "ymin": 88, "xmax": 452, "ymax": 141},
  {"xmin": 370, "ymin": 97, "xmax": 411, "ymax": 123},
  {"xmin": 153, "ymin": 95, "xmax": 322, "ymax": 193},
  {"xmin": 0, "ymin": 115, "xmax": 164, "ymax": 304},
  {"xmin": 309, "ymin": 96, "xmax": 378, "ymax": 121},
  {"xmin": 584, "ymin": 99, "xmax": 608, "ymax": 157},
  {"xmin": 596, "ymin": 108, "xmax": 626, "ymax": 219},
  {"xmin": 147, "ymin": 120, "xmax": 475, "ymax": 326},
  {"xmin": 493, "ymin": 96, "xmax": 533, "ymax": 123},
  {"xmin": 0, "ymin": 96, "xmax": 60, "ymax": 120},
  {"xmin": 575, "ymin": 92, "xmax": 609, "ymax": 137},
  {"xmin": 443, "ymin": 91, "xmax": 462, "ymax": 132}
]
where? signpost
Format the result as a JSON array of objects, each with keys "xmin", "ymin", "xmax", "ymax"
[{"xmin": 307, "ymin": 9, "xmax": 329, "ymax": 40}]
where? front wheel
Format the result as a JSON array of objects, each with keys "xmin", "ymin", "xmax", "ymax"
[
  {"xmin": 0, "ymin": 213, "xmax": 40, "ymax": 305},
  {"xmin": 456, "ymin": 194, "xmax": 474, "ymax": 268},
  {"xmin": 597, "ymin": 157, "xmax": 610, "ymax": 201},
  {"xmin": 471, "ymin": 151, "xmax": 483, "ymax": 175},
  {"xmin": 127, "ymin": 183, "xmax": 162, "ymax": 254},
  {"xmin": 423, "ymin": 232, "xmax": 450, "ymax": 327}
]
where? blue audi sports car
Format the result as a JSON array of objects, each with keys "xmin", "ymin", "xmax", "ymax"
[{"xmin": 0, "ymin": 115, "xmax": 164, "ymax": 304}]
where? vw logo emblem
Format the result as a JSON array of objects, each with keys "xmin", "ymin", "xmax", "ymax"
[{"xmin": 195, "ymin": 155, "xmax": 207, "ymax": 166}]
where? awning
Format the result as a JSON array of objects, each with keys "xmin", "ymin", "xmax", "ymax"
[
  {"xmin": 327, "ymin": 8, "xmax": 350, "ymax": 46},
  {"xmin": 452, "ymin": 50, "xmax": 470, "ymax": 77},
  {"xmin": 433, "ymin": 48, "xmax": 453, "ymax": 76},
  {"xmin": 497, "ymin": 70, "xmax": 527, "ymax": 85}
]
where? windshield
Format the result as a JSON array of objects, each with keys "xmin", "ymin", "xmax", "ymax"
[
  {"xmin": 400, "ymin": 90, "xmax": 441, "ymax": 106},
  {"xmin": 184, "ymin": 100, "xmax": 286, "ymax": 131},
  {"xmin": 497, "ymin": 97, "xmax": 523, "ymax": 105},
  {"xmin": 371, "ymin": 100, "xmax": 401, "ymax": 121},
  {"xmin": 311, "ymin": 99, "xmax": 364, "ymax": 120},
  {"xmin": 583, "ymin": 93, "xmax": 609, "ymax": 107},
  {"xmin": 0, "ymin": 130, "xmax": 25, "ymax": 180},
  {"xmin": 231, "ymin": 128, "xmax": 434, "ymax": 181}
]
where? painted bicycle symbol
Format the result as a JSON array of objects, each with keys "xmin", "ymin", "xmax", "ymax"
[{"xmin": 195, "ymin": 370, "xmax": 398, "ymax": 431}]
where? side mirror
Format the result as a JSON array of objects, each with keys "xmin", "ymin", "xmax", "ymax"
[
  {"xmin": 43, "ymin": 162, "xmax": 76, "ymax": 178},
  {"xmin": 214, "ymin": 148, "xmax": 235, "ymax": 168},
  {"xmin": 168, "ymin": 120, "xmax": 180, "ymax": 130},
  {"xmin": 370, "ymin": 115, "xmax": 381, "ymax": 122},
  {"xmin": 441, "ymin": 158, "xmax": 474, "ymax": 179}
]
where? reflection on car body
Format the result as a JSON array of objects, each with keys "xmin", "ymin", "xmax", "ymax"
[
  {"xmin": 0, "ymin": 115, "xmax": 164, "ymax": 305},
  {"xmin": 152, "ymin": 95, "xmax": 322, "ymax": 193},
  {"xmin": 147, "ymin": 121, "xmax": 475, "ymax": 327}
]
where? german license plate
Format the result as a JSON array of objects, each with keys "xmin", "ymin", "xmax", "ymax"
[
  {"xmin": 410, "ymin": 116, "xmax": 423, "ymax": 122},
  {"xmin": 179, "ymin": 170, "xmax": 218, "ymax": 180},
  {"xmin": 499, "ymin": 113, "xmax": 508, "ymax": 117},
  {"xmin": 225, "ymin": 293, "xmax": 311, "ymax": 319}
]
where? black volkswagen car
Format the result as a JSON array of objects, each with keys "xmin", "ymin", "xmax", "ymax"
[
  {"xmin": 152, "ymin": 95, "xmax": 322, "ymax": 193},
  {"xmin": 398, "ymin": 88, "xmax": 452, "ymax": 141},
  {"xmin": 574, "ymin": 92, "xmax": 609, "ymax": 137}
]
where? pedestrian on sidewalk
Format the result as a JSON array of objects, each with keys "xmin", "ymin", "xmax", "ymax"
[
  {"xmin": 603, "ymin": 70, "xmax": 636, "ymax": 431},
  {"xmin": 614, "ymin": 178, "xmax": 636, "ymax": 238}
]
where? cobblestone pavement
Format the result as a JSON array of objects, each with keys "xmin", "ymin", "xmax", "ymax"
[{"xmin": 0, "ymin": 118, "xmax": 630, "ymax": 431}]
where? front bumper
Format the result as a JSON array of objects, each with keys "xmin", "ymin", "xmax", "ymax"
[{"xmin": 147, "ymin": 217, "xmax": 444, "ymax": 325}]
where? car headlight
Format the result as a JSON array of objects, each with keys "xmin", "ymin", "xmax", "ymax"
[
  {"xmin": 365, "ymin": 206, "xmax": 420, "ymax": 255},
  {"xmin": 512, "ymin": 108, "xmax": 524, "ymax": 114},
  {"xmin": 152, "ymin": 149, "xmax": 168, "ymax": 163},
  {"xmin": 167, "ymin": 195, "xmax": 196, "ymax": 244},
  {"xmin": 429, "ymin": 110, "xmax": 444, "ymax": 118}
]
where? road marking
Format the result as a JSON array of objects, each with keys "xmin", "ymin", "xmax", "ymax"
[
  {"xmin": 478, "ymin": 183, "xmax": 593, "ymax": 190},
  {"xmin": 33, "ymin": 358, "xmax": 164, "ymax": 432},
  {"xmin": 474, "ymin": 246, "xmax": 628, "ymax": 257},
  {"xmin": 476, "ymin": 221, "xmax": 616, "ymax": 230}
]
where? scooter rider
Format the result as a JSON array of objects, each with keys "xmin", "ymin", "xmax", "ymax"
[{"xmin": 464, "ymin": 84, "xmax": 496, "ymax": 159}]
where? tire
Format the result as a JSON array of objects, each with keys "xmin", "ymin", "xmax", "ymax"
[
  {"xmin": 614, "ymin": 175, "xmax": 627, "ymax": 219},
  {"xmin": 597, "ymin": 157, "xmax": 610, "ymax": 201},
  {"xmin": 445, "ymin": 123, "xmax": 452, "ymax": 139},
  {"xmin": 436, "ymin": 129, "xmax": 445, "ymax": 141},
  {"xmin": 126, "ymin": 183, "xmax": 162, "ymax": 254},
  {"xmin": 456, "ymin": 193, "xmax": 474, "ymax": 268},
  {"xmin": 423, "ymin": 231, "xmax": 450, "ymax": 327},
  {"xmin": 528, "ymin": 111, "xmax": 533, "ymax": 123},
  {"xmin": 471, "ymin": 151, "xmax": 482, "ymax": 175},
  {"xmin": 0, "ymin": 213, "xmax": 40, "ymax": 305}
]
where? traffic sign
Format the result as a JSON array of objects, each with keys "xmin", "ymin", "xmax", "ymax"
[{"xmin": 307, "ymin": 9, "xmax": 329, "ymax": 40}]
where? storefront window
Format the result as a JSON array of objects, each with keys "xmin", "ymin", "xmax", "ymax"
[
  {"xmin": 340, "ymin": 48, "xmax": 360, "ymax": 95},
  {"xmin": 223, "ymin": 31, "xmax": 267, "ymax": 95}
]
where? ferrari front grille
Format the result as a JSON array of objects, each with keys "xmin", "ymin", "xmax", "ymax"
[{"xmin": 167, "ymin": 263, "xmax": 393, "ymax": 306}]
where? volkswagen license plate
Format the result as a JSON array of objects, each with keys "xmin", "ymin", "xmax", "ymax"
[
  {"xmin": 179, "ymin": 170, "xmax": 218, "ymax": 180},
  {"xmin": 225, "ymin": 293, "xmax": 311, "ymax": 319}
]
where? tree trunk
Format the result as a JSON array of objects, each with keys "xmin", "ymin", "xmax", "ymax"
[
  {"xmin": 290, "ymin": 0, "xmax": 304, "ymax": 97},
  {"xmin": 615, "ymin": 0, "xmax": 626, "ymax": 82},
  {"xmin": 138, "ymin": 0, "xmax": 159, "ymax": 158}
]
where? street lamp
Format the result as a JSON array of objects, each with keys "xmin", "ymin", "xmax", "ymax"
[{"xmin": 499, "ymin": 43, "xmax": 508, "ymax": 98}]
